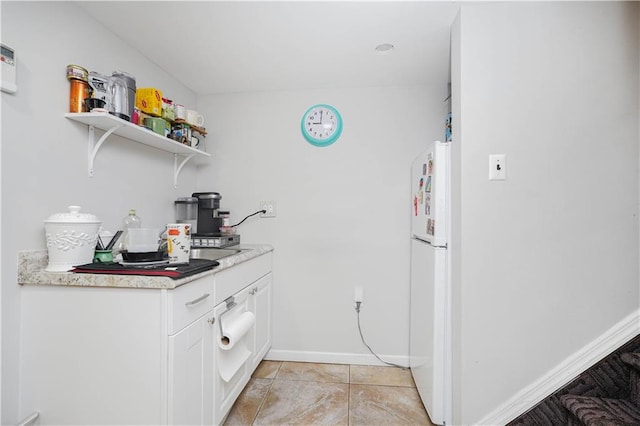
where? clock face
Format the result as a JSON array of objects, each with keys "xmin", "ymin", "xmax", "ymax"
[{"xmin": 301, "ymin": 104, "xmax": 343, "ymax": 147}]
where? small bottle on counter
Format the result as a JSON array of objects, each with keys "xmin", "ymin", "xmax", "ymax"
[
  {"xmin": 118, "ymin": 209, "xmax": 142, "ymax": 253},
  {"xmin": 124, "ymin": 209, "xmax": 141, "ymax": 229}
]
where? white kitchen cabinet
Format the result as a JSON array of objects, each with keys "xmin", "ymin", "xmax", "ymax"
[
  {"xmin": 249, "ymin": 272, "xmax": 273, "ymax": 368},
  {"xmin": 211, "ymin": 259, "xmax": 273, "ymax": 424},
  {"xmin": 167, "ymin": 274, "xmax": 216, "ymax": 426},
  {"xmin": 168, "ymin": 312, "xmax": 215, "ymax": 426},
  {"xmin": 213, "ymin": 285, "xmax": 254, "ymax": 423},
  {"xmin": 19, "ymin": 285, "xmax": 168, "ymax": 425},
  {"xmin": 18, "ymin": 250, "xmax": 273, "ymax": 426}
]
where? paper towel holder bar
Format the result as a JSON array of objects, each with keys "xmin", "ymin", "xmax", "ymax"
[{"xmin": 218, "ymin": 296, "xmax": 237, "ymax": 337}]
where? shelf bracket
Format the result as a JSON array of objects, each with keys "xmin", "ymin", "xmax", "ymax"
[
  {"xmin": 174, "ymin": 153, "xmax": 196, "ymax": 187},
  {"xmin": 88, "ymin": 124, "xmax": 122, "ymax": 176}
]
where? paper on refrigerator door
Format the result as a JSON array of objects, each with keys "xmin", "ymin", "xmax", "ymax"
[{"xmin": 411, "ymin": 141, "xmax": 449, "ymax": 247}]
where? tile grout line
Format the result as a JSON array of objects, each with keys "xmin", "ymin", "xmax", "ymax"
[
  {"xmin": 250, "ymin": 379, "xmax": 272, "ymax": 426},
  {"xmin": 250, "ymin": 361, "xmax": 283, "ymax": 425}
]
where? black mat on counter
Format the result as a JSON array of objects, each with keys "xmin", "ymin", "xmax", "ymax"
[{"xmin": 71, "ymin": 258, "xmax": 220, "ymax": 279}]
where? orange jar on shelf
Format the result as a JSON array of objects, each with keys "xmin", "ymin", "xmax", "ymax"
[{"xmin": 67, "ymin": 64, "xmax": 89, "ymax": 113}]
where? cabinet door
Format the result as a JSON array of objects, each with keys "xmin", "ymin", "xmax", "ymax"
[
  {"xmin": 249, "ymin": 272, "xmax": 273, "ymax": 369},
  {"xmin": 214, "ymin": 289, "xmax": 253, "ymax": 424},
  {"xmin": 168, "ymin": 312, "xmax": 215, "ymax": 426},
  {"xmin": 19, "ymin": 285, "xmax": 165, "ymax": 425}
]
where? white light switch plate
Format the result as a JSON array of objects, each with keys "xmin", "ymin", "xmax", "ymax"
[{"xmin": 489, "ymin": 154, "xmax": 506, "ymax": 180}]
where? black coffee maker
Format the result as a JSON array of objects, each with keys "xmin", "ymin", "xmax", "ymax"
[{"xmin": 192, "ymin": 192, "xmax": 224, "ymax": 236}]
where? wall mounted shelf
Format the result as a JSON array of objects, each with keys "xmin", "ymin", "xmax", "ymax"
[{"xmin": 65, "ymin": 112, "xmax": 211, "ymax": 187}]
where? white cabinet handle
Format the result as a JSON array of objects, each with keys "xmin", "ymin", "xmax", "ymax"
[{"xmin": 184, "ymin": 293, "xmax": 210, "ymax": 307}]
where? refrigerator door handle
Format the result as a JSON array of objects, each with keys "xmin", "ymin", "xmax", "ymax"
[{"xmin": 412, "ymin": 235, "xmax": 447, "ymax": 249}]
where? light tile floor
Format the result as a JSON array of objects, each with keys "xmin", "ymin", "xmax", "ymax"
[{"xmin": 224, "ymin": 361, "xmax": 435, "ymax": 426}]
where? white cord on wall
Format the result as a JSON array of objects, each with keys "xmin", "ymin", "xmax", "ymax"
[{"xmin": 355, "ymin": 301, "xmax": 408, "ymax": 369}]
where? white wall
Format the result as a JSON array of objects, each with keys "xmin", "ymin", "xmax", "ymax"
[
  {"xmin": 1, "ymin": 3, "xmax": 200, "ymax": 424},
  {"xmin": 450, "ymin": 11, "xmax": 463, "ymax": 424},
  {"xmin": 197, "ymin": 86, "xmax": 448, "ymax": 363},
  {"xmin": 452, "ymin": 2, "xmax": 639, "ymax": 424}
]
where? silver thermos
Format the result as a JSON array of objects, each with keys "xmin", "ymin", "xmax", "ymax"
[
  {"xmin": 111, "ymin": 70, "xmax": 136, "ymax": 121},
  {"xmin": 107, "ymin": 74, "xmax": 129, "ymax": 121}
]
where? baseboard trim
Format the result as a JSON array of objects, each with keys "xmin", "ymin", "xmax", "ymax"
[
  {"xmin": 265, "ymin": 349, "xmax": 410, "ymax": 368},
  {"xmin": 478, "ymin": 308, "xmax": 640, "ymax": 425}
]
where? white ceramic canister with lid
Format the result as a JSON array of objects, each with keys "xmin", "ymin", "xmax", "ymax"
[{"xmin": 44, "ymin": 206, "xmax": 101, "ymax": 272}]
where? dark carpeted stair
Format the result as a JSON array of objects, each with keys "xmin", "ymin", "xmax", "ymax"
[{"xmin": 560, "ymin": 352, "xmax": 640, "ymax": 425}]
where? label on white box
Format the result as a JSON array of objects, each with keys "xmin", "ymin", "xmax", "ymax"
[{"xmin": 167, "ymin": 223, "xmax": 191, "ymax": 264}]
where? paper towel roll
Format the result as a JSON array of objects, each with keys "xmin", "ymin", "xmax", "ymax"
[{"xmin": 218, "ymin": 311, "xmax": 255, "ymax": 351}]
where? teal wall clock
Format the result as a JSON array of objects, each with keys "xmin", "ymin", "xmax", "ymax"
[{"xmin": 301, "ymin": 104, "xmax": 343, "ymax": 147}]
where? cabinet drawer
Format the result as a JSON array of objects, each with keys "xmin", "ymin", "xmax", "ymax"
[
  {"xmin": 214, "ymin": 253, "xmax": 272, "ymax": 305},
  {"xmin": 168, "ymin": 277, "xmax": 214, "ymax": 334}
]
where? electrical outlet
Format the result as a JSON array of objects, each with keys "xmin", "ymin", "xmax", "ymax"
[
  {"xmin": 259, "ymin": 201, "xmax": 276, "ymax": 218},
  {"xmin": 354, "ymin": 286, "xmax": 364, "ymax": 303}
]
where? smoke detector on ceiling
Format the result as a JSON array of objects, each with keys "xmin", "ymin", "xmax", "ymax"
[{"xmin": 374, "ymin": 43, "xmax": 395, "ymax": 54}]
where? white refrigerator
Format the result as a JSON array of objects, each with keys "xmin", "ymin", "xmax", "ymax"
[{"xmin": 410, "ymin": 140, "xmax": 453, "ymax": 425}]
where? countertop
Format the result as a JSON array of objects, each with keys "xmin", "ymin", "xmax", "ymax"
[{"xmin": 17, "ymin": 244, "xmax": 273, "ymax": 290}]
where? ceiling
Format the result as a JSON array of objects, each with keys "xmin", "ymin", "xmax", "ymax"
[{"xmin": 77, "ymin": 1, "xmax": 460, "ymax": 95}]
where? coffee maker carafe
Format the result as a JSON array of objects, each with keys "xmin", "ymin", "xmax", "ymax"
[{"xmin": 192, "ymin": 192, "xmax": 223, "ymax": 236}]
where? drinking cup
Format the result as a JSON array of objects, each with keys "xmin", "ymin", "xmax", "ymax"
[
  {"xmin": 186, "ymin": 109, "xmax": 205, "ymax": 127},
  {"xmin": 190, "ymin": 135, "xmax": 200, "ymax": 148},
  {"xmin": 94, "ymin": 250, "xmax": 114, "ymax": 263},
  {"xmin": 174, "ymin": 104, "xmax": 186, "ymax": 120}
]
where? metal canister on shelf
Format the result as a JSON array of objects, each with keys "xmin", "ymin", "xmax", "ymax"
[
  {"xmin": 66, "ymin": 64, "xmax": 88, "ymax": 82},
  {"xmin": 67, "ymin": 64, "xmax": 89, "ymax": 113}
]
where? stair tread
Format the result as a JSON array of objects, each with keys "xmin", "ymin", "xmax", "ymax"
[
  {"xmin": 621, "ymin": 353, "xmax": 640, "ymax": 371},
  {"xmin": 560, "ymin": 395, "xmax": 640, "ymax": 425}
]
